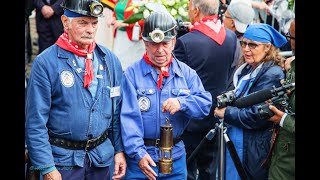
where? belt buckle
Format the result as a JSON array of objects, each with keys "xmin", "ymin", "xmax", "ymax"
[
  {"xmin": 155, "ymin": 139, "xmax": 160, "ymax": 147},
  {"xmin": 85, "ymin": 138, "xmax": 95, "ymax": 151}
]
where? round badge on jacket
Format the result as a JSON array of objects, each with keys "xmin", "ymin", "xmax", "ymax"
[
  {"xmin": 138, "ymin": 96, "xmax": 151, "ymax": 112},
  {"xmin": 60, "ymin": 70, "xmax": 75, "ymax": 88}
]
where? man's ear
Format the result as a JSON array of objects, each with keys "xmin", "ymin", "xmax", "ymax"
[
  {"xmin": 231, "ymin": 19, "xmax": 236, "ymax": 29},
  {"xmin": 61, "ymin": 15, "xmax": 69, "ymax": 30},
  {"xmin": 172, "ymin": 37, "xmax": 176, "ymax": 44},
  {"xmin": 192, "ymin": 7, "xmax": 200, "ymax": 19},
  {"xmin": 171, "ymin": 38, "xmax": 177, "ymax": 48}
]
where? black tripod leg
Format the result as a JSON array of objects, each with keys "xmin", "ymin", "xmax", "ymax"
[
  {"xmin": 186, "ymin": 124, "xmax": 219, "ymax": 166},
  {"xmin": 223, "ymin": 133, "xmax": 248, "ymax": 180},
  {"xmin": 217, "ymin": 122, "xmax": 226, "ymax": 180}
]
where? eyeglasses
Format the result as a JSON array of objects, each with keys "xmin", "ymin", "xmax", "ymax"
[
  {"xmin": 285, "ymin": 31, "xmax": 295, "ymax": 40},
  {"xmin": 239, "ymin": 41, "xmax": 264, "ymax": 49},
  {"xmin": 223, "ymin": 14, "xmax": 233, "ymax": 19}
]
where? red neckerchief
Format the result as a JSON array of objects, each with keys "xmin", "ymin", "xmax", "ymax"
[
  {"xmin": 143, "ymin": 53, "xmax": 172, "ymax": 90},
  {"xmin": 55, "ymin": 31, "xmax": 96, "ymax": 88},
  {"xmin": 190, "ymin": 15, "xmax": 226, "ymax": 45}
]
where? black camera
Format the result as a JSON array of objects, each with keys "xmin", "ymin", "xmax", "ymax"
[
  {"xmin": 258, "ymin": 94, "xmax": 290, "ymax": 119},
  {"xmin": 216, "ymin": 90, "xmax": 236, "ymax": 108},
  {"xmin": 176, "ymin": 16, "xmax": 189, "ymax": 38},
  {"xmin": 257, "ymin": 82, "xmax": 295, "ymax": 119}
]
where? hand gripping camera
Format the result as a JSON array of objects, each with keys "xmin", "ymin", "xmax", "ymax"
[
  {"xmin": 216, "ymin": 90, "xmax": 237, "ymax": 108},
  {"xmin": 176, "ymin": 16, "xmax": 189, "ymax": 38},
  {"xmin": 258, "ymin": 93, "xmax": 290, "ymax": 119},
  {"xmin": 257, "ymin": 82, "xmax": 295, "ymax": 119}
]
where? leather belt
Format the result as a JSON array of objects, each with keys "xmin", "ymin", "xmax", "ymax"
[
  {"xmin": 144, "ymin": 136, "xmax": 182, "ymax": 148},
  {"xmin": 49, "ymin": 129, "xmax": 108, "ymax": 151}
]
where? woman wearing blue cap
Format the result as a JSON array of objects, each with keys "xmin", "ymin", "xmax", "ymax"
[{"xmin": 214, "ymin": 23, "xmax": 287, "ymax": 180}]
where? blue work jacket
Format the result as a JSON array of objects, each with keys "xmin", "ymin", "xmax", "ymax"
[
  {"xmin": 25, "ymin": 44, "xmax": 124, "ymax": 169},
  {"xmin": 120, "ymin": 57, "xmax": 212, "ymax": 162}
]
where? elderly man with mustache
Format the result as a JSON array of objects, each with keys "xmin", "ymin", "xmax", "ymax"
[{"xmin": 25, "ymin": 0, "xmax": 126, "ymax": 179}]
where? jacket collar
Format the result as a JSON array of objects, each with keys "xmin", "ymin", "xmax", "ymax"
[{"xmin": 141, "ymin": 56, "xmax": 184, "ymax": 78}]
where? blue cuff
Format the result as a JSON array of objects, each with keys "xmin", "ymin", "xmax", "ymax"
[{"xmin": 40, "ymin": 166, "xmax": 57, "ymax": 176}]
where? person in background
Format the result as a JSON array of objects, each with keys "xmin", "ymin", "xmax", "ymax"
[
  {"xmin": 33, "ymin": 0, "xmax": 64, "ymax": 53},
  {"xmin": 107, "ymin": 0, "xmax": 145, "ymax": 71},
  {"xmin": 120, "ymin": 11, "xmax": 213, "ymax": 180},
  {"xmin": 214, "ymin": 23, "xmax": 287, "ymax": 180},
  {"xmin": 95, "ymin": 1, "xmax": 117, "ymax": 50},
  {"xmin": 173, "ymin": 0, "xmax": 239, "ymax": 179},
  {"xmin": 219, "ymin": 0, "xmax": 270, "ymax": 22},
  {"xmin": 222, "ymin": 0, "xmax": 256, "ymax": 89},
  {"xmin": 268, "ymin": 18, "xmax": 295, "ymax": 180},
  {"xmin": 25, "ymin": 0, "xmax": 35, "ymax": 88},
  {"xmin": 25, "ymin": 0, "xmax": 126, "ymax": 179},
  {"xmin": 223, "ymin": 0, "xmax": 255, "ymax": 39},
  {"xmin": 25, "ymin": 0, "xmax": 35, "ymax": 67}
]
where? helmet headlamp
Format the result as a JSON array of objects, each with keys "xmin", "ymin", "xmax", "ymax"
[
  {"xmin": 89, "ymin": 1, "xmax": 103, "ymax": 17},
  {"xmin": 61, "ymin": 0, "xmax": 104, "ymax": 17},
  {"xmin": 148, "ymin": 25, "xmax": 177, "ymax": 43}
]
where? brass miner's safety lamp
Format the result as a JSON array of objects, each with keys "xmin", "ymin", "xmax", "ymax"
[{"xmin": 159, "ymin": 117, "xmax": 173, "ymax": 174}]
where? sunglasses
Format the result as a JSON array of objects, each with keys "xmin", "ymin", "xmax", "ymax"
[
  {"xmin": 285, "ymin": 31, "xmax": 295, "ymax": 40},
  {"xmin": 239, "ymin": 41, "xmax": 264, "ymax": 49}
]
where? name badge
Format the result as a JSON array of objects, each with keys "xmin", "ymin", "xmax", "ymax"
[
  {"xmin": 110, "ymin": 86, "xmax": 120, "ymax": 98},
  {"xmin": 96, "ymin": 75, "xmax": 103, "ymax": 79}
]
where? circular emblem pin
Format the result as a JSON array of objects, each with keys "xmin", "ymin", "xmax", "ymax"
[
  {"xmin": 138, "ymin": 96, "xmax": 151, "ymax": 112},
  {"xmin": 60, "ymin": 70, "xmax": 75, "ymax": 88}
]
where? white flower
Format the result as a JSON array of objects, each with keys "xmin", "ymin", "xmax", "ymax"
[
  {"xmin": 167, "ymin": 0, "xmax": 176, "ymax": 6},
  {"xmin": 170, "ymin": 8, "xmax": 177, "ymax": 16},
  {"xmin": 143, "ymin": 9, "xmax": 151, "ymax": 19},
  {"xmin": 131, "ymin": 1, "xmax": 145, "ymax": 7},
  {"xmin": 178, "ymin": 7, "xmax": 188, "ymax": 17},
  {"xmin": 124, "ymin": 0, "xmax": 189, "ymax": 23},
  {"xmin": 133, "ymin": 7, "xmax": 139, "ymax": 14}
]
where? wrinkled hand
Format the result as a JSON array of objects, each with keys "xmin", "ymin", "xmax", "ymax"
[
  {"xmin": 107, "ymin": 17, "xmax": 116, "ymax": 27},
  {"xmin": 183, "ymin": 22, "xmax": 194, "ymax": 31},
  {"xmin": 284, "ymin": 56, "xmax": 294, "ymax": 72},
  {"xmin": 268, "ymin": 105, "xmax": 285, "ymax": 124},
  {"xmin": 110, "ymin": 19, "xmax": 128, "ymax": 29},
  {"xmin": 41, "ymin": 5, "xmax": 54, "ymax": 18},
  {"xmin": 112, "ymin": 152, "xmax": 127, "ymax": 180},
  {"xmin": 214, "ymin": 107, "xmax": 226, "ymax": 119},
  {"xmin": 252, "ymin": 1, "xmax": 271, "ymax": 14},
  {"xmin": 43, "ymin": 169, "xmax": 62, "ymax": 180},
  {"xmin": 162, "ymin": 98, "xmax": 181, "ymax": 115},
  {"xmin": 138, "ymin": 154, "xmax": 157, "ymax": 180},
  {"xmin": 264, "ymin": 0, "xmax": 274, "ymax": 5}
]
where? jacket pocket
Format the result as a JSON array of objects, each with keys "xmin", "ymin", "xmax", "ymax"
[{"xmin": 171, "ymin": 88, "xmax": 190, "ymax": 96}]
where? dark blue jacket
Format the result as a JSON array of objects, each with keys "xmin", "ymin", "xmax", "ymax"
[
  {"xmin": 173, "ymin": 29, "xmax": 239, "ymax": 132},
  {"xmin": 224, "ymin": 61, "xmax": 285, "ymax": 180}
]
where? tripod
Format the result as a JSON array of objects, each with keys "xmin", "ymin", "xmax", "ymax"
[{"xmin": 186, "ymin": 120, "xmax": 247, "ymax": 180}]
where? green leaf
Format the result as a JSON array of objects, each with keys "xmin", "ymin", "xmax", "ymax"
[{"xmin": 123, "ymin": 12, "xmax": 144, "ymax": 24}]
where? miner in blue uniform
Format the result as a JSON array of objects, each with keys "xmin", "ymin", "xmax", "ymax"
[
  {"xmin": 120, "ymin": 12, "xmax": 213, "ymax": 180},
  {"xmin": 25, "ymin": 0, "xmax": 126, "ymax": 179}
]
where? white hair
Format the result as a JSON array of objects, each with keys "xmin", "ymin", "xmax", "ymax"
[{"xmin": 191, "ymin": 0, "xmax": 220, "ymax": 15}]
